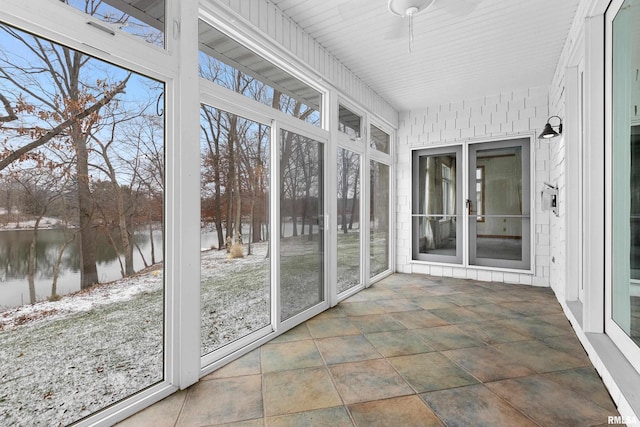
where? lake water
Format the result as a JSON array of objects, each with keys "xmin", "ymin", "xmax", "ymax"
[
  {"xmin": 0, "ymin": 228, "xmax": 228, "ymax": 310},
  {"xmin": 0, "ymin": 227, "xmax": 222, "ymax": 309},
  {"xmin": 0, "ymin": 227, "xmax": 160, "ymax": 309},
  {"xmin": 0, "ymin": 219, "xmax": 310, "ymax": 309}
]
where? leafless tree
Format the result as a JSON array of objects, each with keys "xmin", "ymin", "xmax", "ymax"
[{"xmin": 0, "ymin": 24, "xmax": 132, "ymax": 289}]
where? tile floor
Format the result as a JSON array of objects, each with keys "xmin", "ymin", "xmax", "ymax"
[{"xmin": 119, "ymin": 274, "xmax": 619, "ymax": 426}]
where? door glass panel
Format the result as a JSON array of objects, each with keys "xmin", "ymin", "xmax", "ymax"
[
  {"xmin": 611, "ymin": 0, "xmax": 640, "ymax": 345},
  {"xmin": 0, "ymin": 23, "xmax": 164, "ymax": 425},
  {"xmin": 337, "ymin": 147, "xmax": 361, "ymax": 293},
  {"xmin": 469, "ymin": 140, "xmax": 530, "ymax": 269},
  {"xmin": 200, "ymin": 105, "xmax": 270, "ymax": 355},
  {"xmin": 474, "ymin": 217, "xmax": 523, "ymax": 260},
  {"xmin": 59, "ymin": 0, "xmax": 165, "ymax": 47},
  {"xmin": 476, "ymin": 166, "xmax": 485, "ymax": 221},
  {"xmin": 370, "ymin": 161, "xmax": 390, "ymax": 277},
  {"xmin": 280, "ymin": 130, "xmax": 324, "ymax": 320},
  {"xmin": 412, "ymin": 149, "xmax": 462, "ymax": 263}
]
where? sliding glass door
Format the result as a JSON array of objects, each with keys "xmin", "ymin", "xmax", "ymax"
[
  {"xmin": 337, "ymin": 147, "xmax": 362, "ymax": 294},
  {"xmin": 468, "ymin": 139, "xmax": 531, "ymax": 270},
  {"xmin": 200, "ymin": 105, "xmax": 271, "ymax": 357},
  {"xmin": 607, "ymin": 0, "xmax": 640, "ymax": 364},
  {"xmin": 370, "ymin": 161, "xmax": 391, "ymax": 277},
  {"xmin": 279, "ymin": 129, "xmax": 325, "ymax": 321}
]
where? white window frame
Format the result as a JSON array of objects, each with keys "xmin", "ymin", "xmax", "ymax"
[
  {"xmin": 604, "ymin": 0, "xmax": 640, "ymax": 374},
  {"xmin": 333, "ymin": 98, "xmax": 366, "ymax": 300},
  {"xmin": 0, "ymin": 1, "xmax": 190, "ymax": 425},
  {"xmin": 0, "ymin": 1, "xmax": 400, "ymax": 424},
  {"xmin": 368, "ymin": 119, "xmax": 395, "ymax": 284},
  {"xmin": 197, "ymin": 9, "xmax": 332, "ymax": 375},
  {"xmin": 335, "ymin": 142, "xmax": 366, "ymax": 302}
]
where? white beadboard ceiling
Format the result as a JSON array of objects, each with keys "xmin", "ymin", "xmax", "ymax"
[{"xmin": 270, "ymin": 0, "xmax": 580, "ymax": 112}]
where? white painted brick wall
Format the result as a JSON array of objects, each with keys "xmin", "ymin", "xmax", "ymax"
[
  {"xmin": 396, "ymin": 86, "xmax": 552, "ymax": 287},
  {"xmin": 545, "ymin": 0, "xmax": 594, "ymax": 298}
]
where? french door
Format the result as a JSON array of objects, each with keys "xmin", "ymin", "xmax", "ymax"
[
  {"xmin": 468, "ymin": 138, "xmax": 531, "ymax": 270},
  {"xmin": 412, "ymin": 138, "xmax": 531, "ymax": 270}
]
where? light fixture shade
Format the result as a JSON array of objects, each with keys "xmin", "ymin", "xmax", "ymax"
[
  {"xmin": 388, "ymin": 0, "xmax": 436, "ymax": 16},
  {"xmin": 538, "ymin": 123, "xmax": 559, "ymax": 139},
  {"xmin": 538, "ymin": 116, "xmax": 563, "ymax": 139}
]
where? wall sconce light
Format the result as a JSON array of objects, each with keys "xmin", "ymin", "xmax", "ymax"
[{"xmin": 538, "ymin": 116, "xmax": 563, "ymax": 139}]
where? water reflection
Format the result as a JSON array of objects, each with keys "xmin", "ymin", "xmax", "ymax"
[{"xmin": 0, "ymin": 227, "xmax": 172, "ymax": 308}]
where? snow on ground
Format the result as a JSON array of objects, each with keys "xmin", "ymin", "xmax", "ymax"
[
  {"xmin": 0, "ymin": 265, "xmax": 165, "ymax": 426},
  {"xmin": 0, "ymin": 234, "xmax": 362, "ymax": 426},
  {"xmin": 200, "ymin": 242, "xmax": 270, "ymax": 355},
  {"xmin": 0, "ymin": 266, "xmax": 162, "ymax": 331},
  {"xmin": 0, "ymin": 216, "xmax": 68, "ymax": 231},
  {"xmin": 0, "ymin": 243, "xmax": 268, "ymax": 427}
]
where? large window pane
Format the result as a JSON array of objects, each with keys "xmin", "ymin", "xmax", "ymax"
[
  {"xmin": 198, "ymin": 20, "xmax": 321, "ymax": 126},
  {"xmin": 370, "ymin": 161, "xmax": 390, "ymax": 277},
  {"xmin": 337, "ymin": 147, "xmax": 361, "ymax": 293},
  {"xmin": 612, "ymin": 0, "xmax": 640, "ymax": 346},
  {"xmin": 0, "ymin": 24, "xmax": 164, "ymax": 425},
  {"xmin": 200, "ymin": 105, "xmax": 270, "ymax": 355},
  {"xmin": 59, "ymin": 0, "xmax": 165, "ymax": 47},
  {"xmin": 370, "ymin": 125, "xmax": 390, "ymax": 154},
  {"xmin": 280, "ymin": 130, "xmax": 324, "ymax": 320},
  {"xmin": 338, "ymin": 105, "xmax": 361, "ymax": 139}
]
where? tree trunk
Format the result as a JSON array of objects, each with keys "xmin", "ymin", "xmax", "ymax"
[
  {"xmin": 248, "ymin": 172, "xmax": 256, "ymax": 255},
  {"xmin": 291, "ymin": 199, "xmax": 298, "ymax": 236},
  {"xmin": 234, "ymin": 161, "xmax": 242, "ymax": 243},
  {"xmin": 301, "ymin": 147, "xmax": 313, "ymax": 240},
  {"xmin": 72, "ymin": 123, "xmax": 99, "ymax": 289},
  {"xmin": 27, "ymin": 217, "xmax": 41, "ymax": 305},
  {"xmin": 52, "ymin": 232, "xmax": 75, "ymax": 298},
  {"xmin": 349, "ymin": 163, "xmax": 360, "ymax": 230},
  {"xmin": 213, "ymin": 114, "xmax": 225, "ymax": 250},
  {"xmin": 301, "ymin": 199, "xmax": 307, "ymax": 236},
  {"xmin": 116, "ymin": 188, "xmax": 134, "ymax": 276},
  {"xmin": 66, "ymin": 48, "xmax": 99, "ymax": 290},
  {"xmin": 305, "ymin": 188, "xmax": 313, "ymax": 241},
  {"xmin": 148, "ymin": 215, "xmax": 156, "ymax": 265},
  {"xmin": 106, "ymin": 227, "xmax": 126, "ymax": 278},
  {"xmin": 135, "ymin": 242, "xmax": 149, "ymax": 268},
  {"xmin": 251, "ymin": 202, "xmax": 261, "ymax": 243},
  {"xmin": 341, "ymin": 153, "xmax": 349, "ymax": 233}
]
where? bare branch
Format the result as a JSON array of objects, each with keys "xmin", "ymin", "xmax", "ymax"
[
  {"xmin": 0, "ymin": 74, "xmax": 131, "ymax": 172},
  {"xmin": 0, "ymin": 93, "xmax": 17, "ymax": 123}
]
